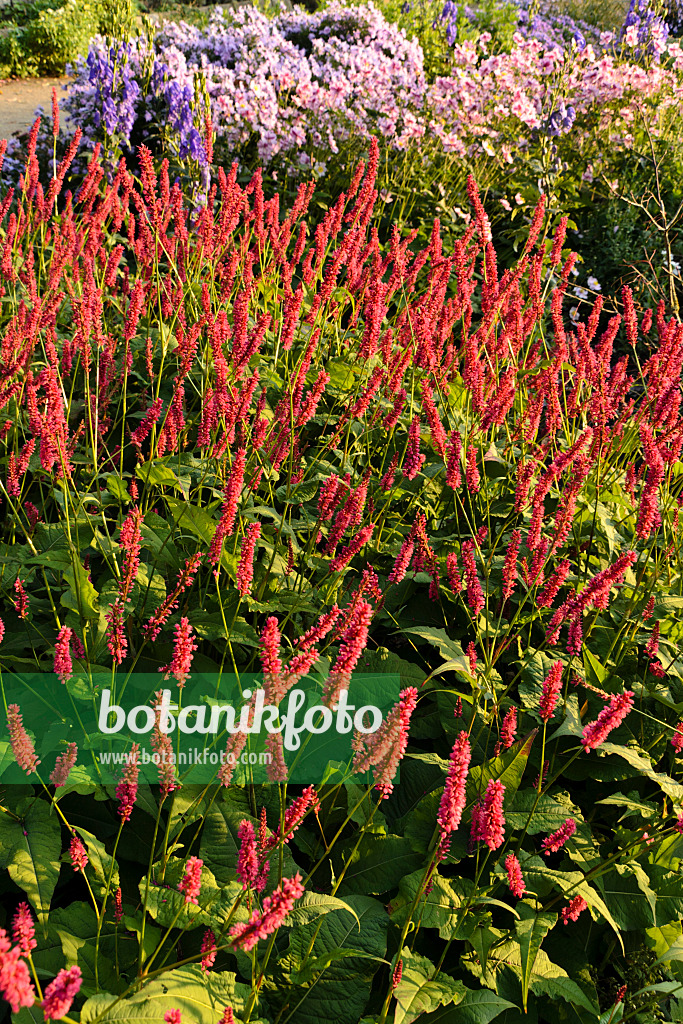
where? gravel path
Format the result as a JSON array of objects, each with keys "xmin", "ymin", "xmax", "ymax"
[{"xmin": 0, "ymin": 77, "xmax": 70, "ymax": 141}]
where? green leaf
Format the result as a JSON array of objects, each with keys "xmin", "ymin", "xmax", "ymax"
[
  {"xmin": 61, "ymin": 561, "xmax": 100, "ymax": 619},
  {"xmin": 0, "ymin": 800, "xmax": 61, "ymax": 934},
  {"xmin": 420, "ymin": 989, "xmax": 517, "ymax": 1024},
  {"xmin": 285, "ymin": 892, "xmax": 361, "ymax": 931},
  {"xmin": 43, "ymin": 902, "xmax": 122, "ymax": 995},
  {"xmin": 599, "ymin": 742, "xmax": 683, "ymax": 802},
  {"xmin": 392, "ymin": 949, "xmax": 465, "ymax": 1024},
  {"xmin": 80, "ymin": 966, "xmax": 251, "ymax": 1021},
  {"xmin": 277, "ymin": 895, "xmax": 388, "ymax": 1024},
  {"xmin": 399, "ymin": 627, "xmax": 470, "ymax": 672},
  {"xmin": 337, "ymin": 835, "xmax": 423, "ymax": 896},
  {"xmin": 514, "ymin": 904, "xmax": 557, "ymax": 1011},
  {"xmin": 135, "ymin": 461, "xmax": 181, "ymax": 489},
  {"xmin": 391, "ymin": 871, "xmax": 475, "ymax": 940},
  {"xmin": 492, "ymin": 942, "xmax": 598, "ymax": 1014}
]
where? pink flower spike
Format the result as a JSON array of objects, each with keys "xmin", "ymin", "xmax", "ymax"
[
  {"xmin": 69, "ymin": 836, "xmax": 89, "ymax": 873},
  {"xmin": 0, "ymin": 936, "xmax": 35, "ymax": 1012},
  {"xmin": 50, "ymin": 742, "xmax": 78, "ymax": 787},
  {"xmin": 41, "ymin": 965, "xmax": 82, "ymax": 1020},
  {"xmin": 236, "ymin": 522, "xmax": 261, "ymax": 596},
  {"xmin": 164, "ymin": 1011, "xmax": 182, "ymax": 1024},
  {"xmin": 179, "ymin": 856, "xmax": 203, "ymax": 905},
  {"xmin": 470, "ymin": 779, "xmax": 506, "ymax": 850},
  {"xmin": 500, "ymin": 707, "xmax": 517, "ymax": 749},
  {"xmin": 541, "ymin": 817, "xmax": 576, "ymax": 855},
  {"xmin": 115, "ymin": 743, "xmax": 140, "ymax": 822},
  {"xmin": 7, "ymin": 704, "xmax": 40, "ymax": 775},
  {"xmin": 11, "ymin": 903, "xmax": 36, "ymax": 955},
  {"xmin": 200, "ymin": 929, "xmax": 217, "ymax": 973},
  {"xmin": 539, "ymin": 661, "xmax": 564, "ymax": 721},
  {"xmin": 237, "ymin": 820, "xmax": 259, "ymax": 889},
  {"xmin": 220, "ymin": 1008, "xmax": 235, "ymax": 1024},
  {"xmin": 351, "ymin": 686, "xmax": 418, "ymax": 799},
  {"xmin": 436, "ymin": 731, "xmax": 471, "ymax": 844},
  {"xmin": 581, "ymin": 691, "xmax": 634, "ymax": 751},
  {"xmin": 504, "ymin": 853, "xmax": 525, "ymax": 898},
  {"xmin": 560, "ymin": 895, "xmax": 587, "ymax": 924},
  {"xmin": 160, "ymin": 617, "xmax": 197, "ymax": 688},
  {"xmin": 54, "ymin": 625, "xmax": 73, "ymax": 684},
  {"xmin": 672, "ymin": 722, "xmax": 683, "ymax": 754},
  {"xmin": 230, "ymin": 873, "xmax": 305, "ymax": 951}
]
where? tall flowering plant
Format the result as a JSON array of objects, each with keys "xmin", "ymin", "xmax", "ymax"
[{"xmin": 1, "ymin": 130, "xmax": 683, "ymax": 1021}]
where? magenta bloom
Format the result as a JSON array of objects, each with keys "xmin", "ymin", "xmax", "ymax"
[
  {"xmin": 323, "ymin": 599, "xmax": 373, "ymax": 707},
  {"xmin": 7, "ymin": 704, "xmax": 40, "ymax": 774},
  {"xmin": 69, "ymin": 836, "xmax": 89, "ymax": 872},
  {"xmin": 560, "ymin": 895, "xmax": 587, "ymax": 924},
  {"xmin": 504, "ymin": 854, "xmax": 525, "ymax": 898},
  {"xmin": 161, "ymin": 617, "xmax": 197, "ymax": 688},
  {"xmin": 461, "ymin": 540, "xmax": 484, "ymax": 616},
  {"xmin": 179, "ymin": 856, "xmax": 203, "ymax": 905},
  {"xmin": 41, "ymin": 965, "xmax": 82, "ymax": 1020},
  {"xmin": 236, "ymin": 820, "xmax": 259, "ymax": 889},
  {"xmin": 230, "ymin": 874, "xmax": 305, "ymax": 951},
  {"xmin": 0, "ymin": 932, "xmax": 35, "ymax": 1012},
  {"xmin": 470, "ymin": 779, "xmax": 506, "ymax": 850},
  {"xmin": 220, "ymin": 1008, "xmax": 235, "ymax": 1024},
  {"xmin": 236, "ymin": 522, "xmax": 261, "ymax": 596},
  {"xmin": 502, "ymin": 529, "xmax": 522, "ymax": 600},
  {"xmin": 351, "ymin": 687, "xmax": 418, "ymax": 799},
  {"xmin": 402, "ymin": 415, "xmax": 425, "ymax": 480},
  {"xmin": 49, "ymin": 742, "xmax": 78, "ymax": 787},
  {"xmin": 581, "ymin": 691, "xmax": 634, "ymax": 751},
  {"xmin": 672, "ymin": 722, "xmax": 683, "ymax": 754},
  {"xmin": 11, "ymin": 904, "xmax": 36, "ymax": 955},
  {"xmin": 539, "ymin": 661, "xmax": 564, "ymax": 722},
  {"xmin": 499, "ymin": 707, "xmax": 517, "ymax": 750},
  {"xmin": 208, "ymin": 448, "xmax": 246, "ymax": 562},
  {"xmin": 436, "ymin": 731, "xmax": 471, "ymax": 843},
  {"xmin": 164, "ymin": 1011, "xmax": 182, "ymax": 1024},
  {"xmin": 115, "ymin": 743, "xmax": 140, "ymax": 822},
  {"xmin": 54, "ymin": 625, "xmax": 73, "ymax": 684},
  {"xmin": 200, "ymin": 929, "xmax": 217, "ymax": 973},
  {"xmin": 13, "ymin": 579, "xmax": 29, "ymax": 619},
  {"xmin": 541, "ymin": 817, "xmax": 576, "ymax": 855}
]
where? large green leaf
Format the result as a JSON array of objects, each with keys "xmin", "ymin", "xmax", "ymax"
[
  {"xmin": 81, "ymin": 966, "xmax": 251, "ymax": 1022},
  {"xmin": 391, "ymin": 871, "xmax": 476, "ymax": 940},
  {"xmin": 392, "ymin": 949, "xmax": 465, "ymax": 1024},
  {"xmin": 420, "ymin": 988, "xmax": 517, "ymax": 1024},
  {"xmin": 492, "ymin": 942, "xmax": 598, "ymax": 1014},
  {"xmin": 514, "ymin": 904, "xmax": 557, "ymax": 1012},
  {"xmin": 0, "ymin": 799, "xmax": 61, "ymax": 933},
  {"xmin": 276, "ymin": 895, "xmax": 388, "ymax": 1024},
  {"xmin": 284, "ymin": 892, "xmax": 361, "ymax": 930},
  {"xmin": 336, "ymin": 835, "xmax": 423, "ymax": 895},
  {"xmin": 599, "ymin": 743, "xmax": 683, "ymax": 802},
  {"xmin": 61, "ymin": 561, "xmax": 100, "ymax": 619},
  {"xmin": 42, "ymin": 902, "xmax": 123, "ymax": 995}
]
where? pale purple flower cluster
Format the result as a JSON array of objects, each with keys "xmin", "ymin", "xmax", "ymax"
[
  {"xmin": 620, "ymin": 0, "xmax": 670, "ymax": 59},
  {"xmin": 7, "ymin": 0, "xmax": 683, "ymax": 191}
]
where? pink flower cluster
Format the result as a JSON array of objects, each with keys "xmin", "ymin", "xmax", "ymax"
[
  {"xmin": 229, "ymin": 873, "xmax": 305, "ymax": 951},
  {"xmin": 470, "ymin": 779, "xmax": 506, "ymax": 850}
]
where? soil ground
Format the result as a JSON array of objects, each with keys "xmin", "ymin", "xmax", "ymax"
[{"xmin": 0, "ymin": 76, "xmax": 70, "ymax": 141}]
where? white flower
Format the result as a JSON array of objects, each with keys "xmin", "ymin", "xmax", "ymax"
[
  {"xmin": 572, "ymin": 286, "xmax": 589, "ymax": 300},
  {"xmin": 587, "ymin": 275, "xmax": 601, "ymax": 291},
  {"xmin": 569, "ymin": 307, "xmax": 580, "ymax": 323}
]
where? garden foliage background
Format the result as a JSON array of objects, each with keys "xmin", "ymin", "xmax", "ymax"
[{"xmin": 3, "ymin": 1, "xmax": 683, "ymax": 1023}]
